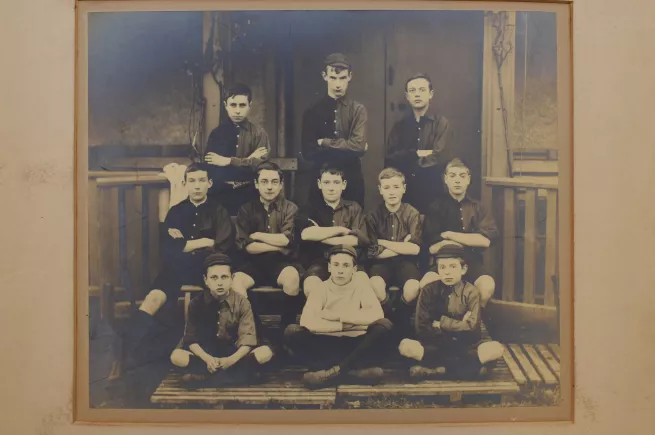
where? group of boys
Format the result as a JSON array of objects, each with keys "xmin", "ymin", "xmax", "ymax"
[{"xmin": 110, "ymin": 52, "xmax": 505, "ymax": 389}]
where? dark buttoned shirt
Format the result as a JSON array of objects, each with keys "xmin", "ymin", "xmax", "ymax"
[
  {"xmin": 366, "ymin": 202, "xmax": 422, "ymax": 257},
  {"xmin": 205, "ymin": 119, "xmax": 270, "ymax": 190},
  {"xmin": 162, "ymin": 196, "xmax": 234, "ymax": 261},
  {"xmin": 297, "ymin": 199, "xmax": 369, "ymax": 263},
  {"xmin": 385, "ymin": 111, "xmax": 454, "ymax": 174},
  {"xmin": 235, "ymin": 196, "xmax": 299, "ymax": 255},
  {"xmin": 182, "ymin": 289, "xmax": 258, "ymax": 349},
  {"xmin": 415, "ymin": 280, "xmax": 481, "ymax": 341},
  {"xmin": 301, "ymin": 95, "xmax": 368, "ymax": 168},
  {"xmin": 423, "ymin": 194, "xmax": 499, "ymax": 259}
]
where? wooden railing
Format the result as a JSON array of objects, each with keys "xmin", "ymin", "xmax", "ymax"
[{"xmin": 484, "ymin": 177, "xmax": 559, "ymax": 307}]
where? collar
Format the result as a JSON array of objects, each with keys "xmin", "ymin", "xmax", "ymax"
[
  {"xmin": 446, "ymin": 192, "xmax": 472, "ymax": 204},
  {"xmin": 379, "ymin": 202, "xmax": 406, "ymax": 217},
  {"xmin": 324, "ymin": 94, "xmax": 351, "ymax": 107},
  {"xmin": 260, "ymin": 194, "xmax": 284, "ymax": 211},
  {"xmin": 323, "ymin": 198, "xmax": 352, "ymax": 211},
  {"xmin": 407, "ymin": 107, "xmax": 438, "ymax": 123},
  {"xmin": 234, "ymin": 119, "xmax": 253, "ymax": 132},
  {"xmin": 189, "ymin": 196, "xmax": 208, "ymax": 207},
  {"xmin": 203, "ymin": 289, "xmax": 236, "ymax": 312},
  {"xmin": 440, "ymin": 280, "xmax": 465, "ymax": 297}
]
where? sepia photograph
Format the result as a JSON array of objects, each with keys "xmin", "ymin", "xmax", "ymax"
[{"xmin": 75, "ymin": 0, "xmax": 573, "ymax": 424}]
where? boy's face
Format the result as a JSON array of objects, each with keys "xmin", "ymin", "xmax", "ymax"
[
  {"xmin": 378, "ymin": 176, "xmax": 406, "ymax": 206},
  {"xmin": 405, "ymin": 78, "xmax": 434, "ymax": 110},
  {"xmin": 255, "ymin": 169, "xmax": 283, "ymax": 202},
  {"xmin": 444, "ymin": 166, "xmax": 471, "ymax": 196},
  {"xmin": 328, "ymin": 253, "xmax": 356, "ymax": 286},
  {"xmin": 184, "ymin": 170, "xmax": 212, "ymax": 202},
  {"xmin": 436, "ymin": 258, "xmax": 468, "ymax": 286},
  {"xmin": 224, "ymin": 95, "xmax": 251, "ymax": 123},
  {"xmin": 322, "ymin": 66, "xmax": 352, "ymax": 98},
  {"xmin": 318, "ymin": 172, "xmax": 346, "ymax": 203},
  {"xmin": 204, "ymin": 264, "xmax": 232, "ymax": 299}
]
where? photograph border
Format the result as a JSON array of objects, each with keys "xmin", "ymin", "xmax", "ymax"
[{"xmin": 74, "ymin": 0, "xmax": 574, "ymax": 425}]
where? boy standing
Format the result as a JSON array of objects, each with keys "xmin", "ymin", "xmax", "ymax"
[
  {"xmin": 385, "ymin": 74, "xmax": 454, "ymax": 213},
  {"xmin": 284, "ymin": 246, "xmax": 393, "ymax": 388},
  {"xmin": 170, "ymin": 253, "xmax": 274, "ymax": 385},
  {"xmin": 298, "ymin": 165, "xmax": 369, "ymax": 297},
  {"xmin": 366, "ymin": 168, "xmax": 422, "ymax": 331},
  {"xmin": 301, "ymin": 53, "xmax": 368, "ymax": 207},
  {"xmin": 205, "ymin": 83, "xmax": 270, "ymax": 215},
  {"xmin": 111, "ymin": 163, "xmax": 234, "ymax": 377},
  {"xmin": 421, "ymin": 158, "xmax": 499, "ymax": 307},
  {"xmin": 398, "ymin": 245, "xmax": 504, "ymax": 379},
  {"xmin": 232, "ymin": 161, "xmax": 302, "ymax": 329}
]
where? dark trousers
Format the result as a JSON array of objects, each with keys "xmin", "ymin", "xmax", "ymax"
[
  {"xmin": 403, "ymin": 166, "xmax": 444, "ymax": 214},
  {"xmin": 180, "ymin": 342, "xmax": 263, "ymax": 385},
  {"xmin": 284, "ymin": 318, "xmax": 393, "ymax": 371},
  {"xmin": 419, "ymin": 332, "xmax": 484, "ymax": 379}
]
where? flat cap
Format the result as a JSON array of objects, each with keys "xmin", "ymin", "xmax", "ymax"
[
  {"xmin": 327, "ymin": 244, "xmax": 357, "ymax": 260},
  {"xmin": 203, "ymin": 252, "xmax": 232, "ymax": 270},
  {"xmin": 434, "ymin": 244, "xmax": 466, "ymax": 259},
  {"xmin": 324, "ymin": 52, "xmax": 350, "ymax": 69}
]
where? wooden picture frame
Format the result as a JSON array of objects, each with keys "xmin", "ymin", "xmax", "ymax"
[{"xmin": 74, "ymin": 0, "xmax": 573, "ymax": 425}]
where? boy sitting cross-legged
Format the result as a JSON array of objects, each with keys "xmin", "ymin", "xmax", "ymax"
[
  {"xmin": 170, "ymin": 253, "xmax": 274, "ymax": 386},
  {"xmin": 366, "ymin": 167, "xmax": 422, "ymax": 333},
  {"xmin": 284, "ymin": 245, "xmax": 394, "ymax": 388},
  {"xmin": 398, "ymin": 245, "xmax": 504, "ymax": 380}
]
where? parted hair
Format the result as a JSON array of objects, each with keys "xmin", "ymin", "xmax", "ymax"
[
  {"xmin": 318, "ymin": 165, "xmax": 346, "ymax": 181},
  {"xmin": 184, "ymin": 162, "xmax": 211, "ymax": 181},
  {"xmin": 405, "ymin": 73, "xmax": 434, "ymax": 92},
  {"xmin": 378, "ymin": 167, "xmax": 406, "ymax": 184},
  {"xmin": 444, "ymin": 158, "xmax": 471, "ymax": 175},
  {"xmin": 255, "ymin": 161, "xmax": 284, "ymax": 183},
  {"xmin": 224, "ymin": 83, "xmax": 252, "ymax": 103}
]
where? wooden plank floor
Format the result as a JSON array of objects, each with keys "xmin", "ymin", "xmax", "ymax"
[{"xmin": 503, "ymin": 343, "xmax": 561, "ymax": 388}]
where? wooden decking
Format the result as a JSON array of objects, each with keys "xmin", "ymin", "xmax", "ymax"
[{"xmin": 150, "ymin": 317, "xmax": 561, "ymax": 409}]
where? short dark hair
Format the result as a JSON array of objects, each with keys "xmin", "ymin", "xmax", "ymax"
[
  {"xmin": 324, "ymin": 64, "xmax": 351, "ymax": 74},
  {"xmin": 184, "ymin": 162, "xmax": 210, "ymax": 181},
  {"xmin": 224, "ymin": 83, "xmax": 252, "ymax": 103},
  {"xmin": 318, "ymin": 165, "xmax": 346, "ymax": 181},
  {"xmin": 405, "ymin": 73, "xmax": 433, "ymax": 92},
  {"xmin": 436, "ymin": 256, "xmax": 468, "ymax": 268},
  {"xmin": 255, "ymin": 161, "xmax": 284, "ymax": 183}
]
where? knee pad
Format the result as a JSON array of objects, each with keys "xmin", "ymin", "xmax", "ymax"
[
  {"xmin": 253, "ymin": 346, "xmax": 274, "ymax": 364},
  {"xmin": 402, "ymin": 280, "xmax": 420, "ymax": 303},
  {"xmin": 141, "ymin": 290, "xmax": 167, "ymax": 314},
  {"xmin": 170, "ymin": 349, "xmax": 191, "ymax": 367},
  {"xmin": 371, "ymin": 318, "xmax": 394, "ymax": 331},
  {"xmin": 398, "ymin": 338, "xmax": 424, "ymax": 361},
  {"xmin": 279, "ymin": 267, "xmax": 300, "ymax": 296}
]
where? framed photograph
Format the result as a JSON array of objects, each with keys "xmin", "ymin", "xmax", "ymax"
[{"xmin": 75, "ymin": 0, "xmax": 573, "ymax": 425}]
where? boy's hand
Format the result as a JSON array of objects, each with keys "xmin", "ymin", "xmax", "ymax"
[
  {"xmin": 336, "ymin": 226, "xmax": 352, "ymax": 236},
  {"xmin": 250, "ymin": 232, "xmax": 264, "ymax": 241},
  {"xmin": 432, "ymin": 320, "xmax": 441, "ymax": 330},
  {"xmin": 417, "ymin": 150, "xmax": 433, "ymax": 157},
  {"xmin": 203, "ymin": 356, "xmax": 220, "ymax": 373},
  {"xmin": 205, "ymin": 152, "xmax": 231, "ymax": 167},
  {"xmin": 462, "ymin": 311, "xmax": 472, "ymax": 322},
  {"xmin": 168, "ymin": 228, "xmax": 184, "ymax": 239},
  {"xmin": 248, "ymin": 147, "xmax": 269, "ymax": 159},
  {"xmin": 320, "ymin": 310, "xmax": 341, "ymax": 322},
  {"xmin": 404, "ymin": 234, "xmax": 412, "ymax": 242},
  {"xmin": 200, "ymin": 238, "xmax": 215, "ymax": 248},
  {"xmin": 317, "ymin": 138, "xmax": 329, "ymax": 146},
  {"xmin": 216, "ymin": 357, "xmax": 237, "ymax": 370}
]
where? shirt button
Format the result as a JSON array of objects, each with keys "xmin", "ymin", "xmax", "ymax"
[
  {"xmin": 334, "ymin": 131, "xmax": 338, "ymax": 135},
  {"xmin": 193, "ymin": 224, "xmax": 196, "ymax": 227},
  {"xmin": 334, "ymin": 109, "xmax": 337, "ymax": 113},
  {"xmin": 237, "ymin": 134, "xmax": 239, "ymax": 138}
]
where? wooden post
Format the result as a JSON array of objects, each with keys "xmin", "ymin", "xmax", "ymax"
[
  {"xmin": 544, "ymin": 190, "xmax": 558, "ymax": 306},
  {"xmin": 481, "ymin": 12, "xmax": 516, "ymax": 180},
  {"xmin": 502, "ymin": 188, "xmax": 516, "ymax": 301},
  {"xmin": 88, "ymin": 178, "xmax": 99, "ymax": 287},
  {"xmin": 523, "ymin": 188, "xmax": 537, "ymax": 304},
  {"xmin": 202, "ymin": 11, "xmax": 223, "ymax": 154}
]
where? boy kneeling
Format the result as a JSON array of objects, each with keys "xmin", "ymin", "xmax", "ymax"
[
  {"xmin": 170, "ymin": 253, "xmax": 273, "ymax": 385},
  {"xmin": 284, "ymin": 246, "xmax": 393, "ymax": 388},
  {"xmin": 398, "ymin": 245, "xmax": 503, "ymax": 379}
]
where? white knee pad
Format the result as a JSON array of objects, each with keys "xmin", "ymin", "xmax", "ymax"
[
  {"xmin": 170, "ymin": 349, "xmax": 192, "ymax": 367},
  {"xmin": 403, "ymin": 280, "xmax": 420, "ymax": 303},
  {"xmin": 478, "ymin": 341, "xmax": 504, "ymax": 364},
  {"xmin": 141, "ymin": 289, "xmax": 167, "ymax": 315},
  {"xmin": 398, "ymin": 338, "xmax": 424, "ymax": 361},
  {"xmin": 279, "ymin": 267, "xmax": 300, "ymax": 296},
  {"xmin": 253, "ymin": 346, "xmax": 273, "ymax": 364},
  {"xmin": 232, "ymin": 272, "xmax": 254, "ymax": 297}
]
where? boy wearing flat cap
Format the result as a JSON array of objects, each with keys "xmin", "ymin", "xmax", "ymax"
[
  {"xmin": 170, "ymin": 253, "xmax": 274, "ymax": 385},
  {"xmin": 301, "ymin": 53, "xmax": 368, "ymax": 207},
  {"xmin": 398, "ymin": 245, "xmax": 504, "ymax": 379},
  {"xmin": 284, "ymin": 245, "xmax": 393, "ymax": 388}
]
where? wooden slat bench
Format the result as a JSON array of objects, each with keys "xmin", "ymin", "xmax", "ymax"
[{"xmin": 502, "ymin": 343, "xmax": 561, "ymax": 389}]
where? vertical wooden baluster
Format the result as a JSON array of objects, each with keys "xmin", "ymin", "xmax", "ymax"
[
  {"xmin": 88, "ymin": 178, "xmax": 99, "ymax": 288},
  {"xmin": 523, "ymin": 188, "xmax": 537, "ymax": 304},
  {"xmin": 482, "ymin": 184, "xmax": 493, "ymax": 272},
  {"xmin": 132, "ymin": 186, "xmax": 144, "ymax": 300},
  {"xmin": 502, "ymin": 188, "xmax": 516, "ymax": 301},
  {"xmin": 148, "ymin": 187, "xmax": 161, "ymax": 283},
  {"xmin": 141, "ymin": 185, "xmax": 150, "ymax": 292},
  {"xmin": 544, "ymin": 189, "xmax": 558, "ymax": 306},
  {"xmin": 118, "ymin": 187, "xmax": 135, "ymax": 314}
]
